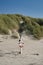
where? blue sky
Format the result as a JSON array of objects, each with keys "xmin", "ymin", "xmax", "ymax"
[{"xmin": 0, "ymin": 0, "xmax": 43, "ymax": 18}]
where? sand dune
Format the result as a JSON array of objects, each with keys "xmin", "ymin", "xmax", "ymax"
[{"xmin": 0, "ymin": 35, "xmax": 43, "ymax": 65}]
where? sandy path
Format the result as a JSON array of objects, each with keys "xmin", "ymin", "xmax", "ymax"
[{"xmin": 0, "ymin": 35, "xmax": 43, "ymax": 65}]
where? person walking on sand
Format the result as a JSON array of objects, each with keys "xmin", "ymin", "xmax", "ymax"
[{"xmin": 18, "ymin": 37, "xmax": 24, "ymax": 54}]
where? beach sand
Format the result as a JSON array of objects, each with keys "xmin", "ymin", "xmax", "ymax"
[{"xmin": 0, "ymin": 35, "xmax": 43, "ymax": 65}]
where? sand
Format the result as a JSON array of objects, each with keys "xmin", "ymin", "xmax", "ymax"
[{"xmin": 0, "ymin": 35, "xmax": 43, "ymax": 65}]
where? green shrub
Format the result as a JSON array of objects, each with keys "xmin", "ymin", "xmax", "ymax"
[
  {"xmin": 0, "ymin": 27, "xmax": 9, "ymax": 34},
  {"xmin": 33, "ymin": 25, "xmax": 42, "ymax": 39},
  {"xmin": 0, "ymin": 14, "xmax": 43, "ymax": 39}
]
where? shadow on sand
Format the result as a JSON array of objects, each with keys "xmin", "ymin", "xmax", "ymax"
[
  {"xmin": 0, "ymin": 50, "xmax": 21, "ymax": 57},
  {"xmin": 29, "ymin": 63, "xmax": 36, "ymax": 65}
]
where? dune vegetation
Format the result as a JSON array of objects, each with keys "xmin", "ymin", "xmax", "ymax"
[{"xmin": 0, "ymin": 14, "xmax": 43, "ymax": 39}]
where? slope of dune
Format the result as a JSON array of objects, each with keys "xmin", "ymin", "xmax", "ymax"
[{"xmin": 0, "ymin": 14, "xmax": 43, "ymax": 39}]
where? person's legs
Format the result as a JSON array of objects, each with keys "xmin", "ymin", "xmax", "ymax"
[{"xmin": 19, "ymin": 47, "xmax": 22, "ymax": 54}]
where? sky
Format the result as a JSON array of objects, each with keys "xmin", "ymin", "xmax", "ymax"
[{"xmin": 0, "ymin": 0, "xmax": 43, "ymax": 18}]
